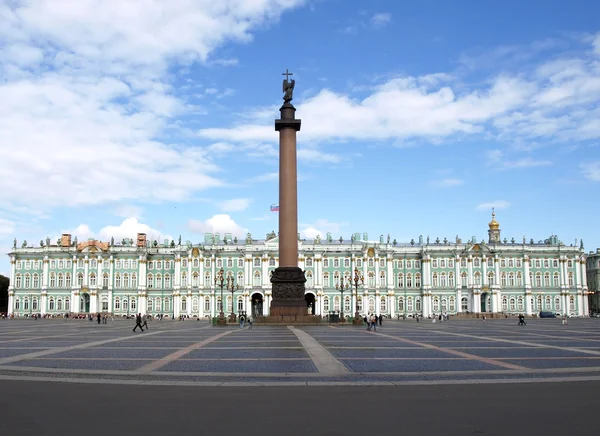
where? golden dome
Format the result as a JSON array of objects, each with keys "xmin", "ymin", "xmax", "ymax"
[{"xmin": 488, "ymin": 209, "xmax": 500, "ymax": 230}]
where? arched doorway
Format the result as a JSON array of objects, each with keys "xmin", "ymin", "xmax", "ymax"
[
  {"xmin": 305, "ymin": 293, "xmax": 316, "ymax": 315},
  {"xmin": 80, "ymin": 293, "xmax": 90, "ymax": 313},
  {"xmin": 481, "ymin": 292, "xmax": 489, "ymax": 313},
  {"xmin": 251, "ymin": 293, "xmax": 263, "ymax": 317}
]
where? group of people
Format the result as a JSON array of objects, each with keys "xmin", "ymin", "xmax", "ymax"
[
  {"xmin": 239, "ymin": 314, "xmax": 253, "ymax": 329},
  {"xmin": 133, "ymin": 313, "xmax": 149, "ymax": 332},
  {"xmin": 364, "ymin": 314, "xmax": 383, "ymax": 331}
]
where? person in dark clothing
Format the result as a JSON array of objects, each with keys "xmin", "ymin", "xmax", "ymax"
[
  {"xmin": 379, "ymin": 315, "xmax": 383, "ymax": 326},
  {"xmin": 141, "ymin": 315, "xmax": 149, "ymax": 330},
  {"xmin": 133, "ymin": 313, "xmax": 144, "ymax": 332},
  {"xmin": 97, "ymin": 313, "xmax": 101, "ymax": 324},
  {"xmin": 518, "ymin": 314, "xmax": 526, "ymax": 326}
]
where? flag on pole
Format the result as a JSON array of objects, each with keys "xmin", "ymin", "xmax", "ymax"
[{"xmin": 270, "ymin": 203, "xmax": 279, "ymax": 212}]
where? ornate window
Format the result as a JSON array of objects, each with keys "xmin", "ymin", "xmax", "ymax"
[
  {"xmin": 323, "ymin": 297, "xmax": 330, "ymax": 312},
  {"xmin": 380, "ymin": 297, "xmax": 386, "ymax": 313},
  {"xmin": 254, "ymin": 271, "xmax": 261, "ymax": 287},
  {"xmin": 501, "ymin": 297, "xmax": 508, "ymax": 311},
  {"xmin": 192, "ymin": 273, "xmax": 199, "ymax": 287},
  {"xmin": 407, "ymin": 297, "xmax": 414, "ymax": 312},
  {"xmin": 545, "ymin": 296, "xmax": 551, "ymax": 310},
  {"xmin": 269, "ymin": 257, "xmax": 276, "ymax": 267},
  {"xmin": 58, "ymin": 273, "xmax": 64, "ymax": 288},
  {"xmin": 569, "ymin": 296, "xmax": 575, "ymax": 312},
  {"xmin": 368, "ymin": 272, "xmax": 375, "ymax": 288},
  {"xmin": 449, "ymin": 297, "xmax": 455, "ymax": 312},
  {"xmin": 238, "ymin": 298, "xmax": 244, "ymax": 311},
  {"xmin": 488, "ymin": 272, "xmax": 495, "ymax": 285},
  {"xmin": 305, "ymin": 258, "xmax": 313, "ymax": 267},
  {"xmin": 356, "ymin": 297, "xmax": 363, "ymax": 312},
  {"xmin": 440, "ymin": 273, "xmax": 447, "ymax": 288},
  {"xmin": 432, "ymin": 298, "xmax": 440, "ymax": 312},
  {"xmin": 91, "ymin": 259, "xmax": 97, "ymax": 268},
  {"xmin": 237, "ymin": 272, "xmax": 244, "ymax": 287},
  {"xmin": 544, "ymin": 273, "xmax": 550, "ymax": 287},
  {"xmin": 49, "ymin": 273, "xmax": 55, "ymax": 288},
  {"xmin": 516, "ymin": 272, "xmax": 523, "ymax": 286},
  {"xmin": 130, "ymin": 298, "xmax": 137, "ymax": 311},
  {"xmin": 115, "ymin": 298, "xmax": 121, "ymax": 310},
  {"xmin": 204, "ymin": 272, "xmax": 211, "ymax": 287},
  {"xmin": 181, "ymin": 272, "xmax": 187, "ymax": 287},
  {"xmin": 15, "ymin": 274, "xmax": 22, "ymax": 288},
  {"xmin": 517, "ymin": 296, "xmax": 524, "ymax": 311},
  {"xmin": 553, "ymin": 273, "xmax": 559, "ymax": 287},
  {"xmin": 432, "ymin": 259, "xmax": 438, "ymax": 268},
  {"xmin": 90, "ymin": 273, "xmax": 97, "ymax": 287},
  {"xmin": 205, "ymin": 258, "xmax": 212, "ymax": 268},
  {"xmin": 33, "ymin": 273, "xmax": 39, "ymax": 288},
  {"xmin": 306, "ymin": 271, "xmax": 314, "ymax": 288},
  {"xmin": 449, "ymin": 273, "xmax": 455, "ymax": 288},
  {"xmin": 204, "ymin": 297, "xmax": 210, "ymax": 312},
  {"xmin": 164, "ymin": 274, "xmax": 171, "ymax": 288},
  {"xmin": 48, "ymin": 298, "xmax": 54, "ymax": 311},
  {"xmin": 415, "ymin": 273, "xmax": 421, "ymax": 288},
  {"xmin": 568, "ymin": 272, "xmax": 574, "ymax": 287},
  {"xmin": 509, "ymin": 259, "xmax": 514, "ymax": 268},
  {"xmin": 193, "ymin": 259, "xmax": 199, "ymax": 268},
  {"xmin": 398, "ymin": 273, "xmax": 404, "ymax": 288},
  {"xmin": 473, "ymin": 258, "xmax": 480, "ymax": 267},
  {"xmin": 181, "ymin": 297, "xmax": 187, "ymax": 312},
  {"xmin": 432, "ymin": 272, "xmax": 438, "ymax": 287},
  {"xmin": 227, "ymin": 258, "xmax": 233, "ymax": 268},
  {"xmin": 509, "ymin": 298, "xmax": 516, "ymax": 311},
  {"xmin": 24, "ymin": 274, "xmax": 30, "ymax": 288},
  {"xmin": 254, "ymin": 258, "xmax": 260, "ymax": 267},
  {"xmin": 398, "ymin": 297, "xmax": 404, "ymax": 312},
  {"xmin": 501, "ymin": 273, "xmax": 507, "ymax": 287},
  {"xmin": 554, "ymin": 296, "xmax": 561, "ymax": 311},
  {"xmin": 238, "ymin": 259, "xmax": 243, "ymax": 268},
  {"xmin": 508, "ymin": 272, "xmax": 515, "ymax": 287},
  {"xmin": 333, "ymin": 258, "xmax": 340, "ymax": 268},
  {"xmin": 441, "ymin": 298, "xmax": 447, "ymax": 312},
  {"xmin": 115, "ymin": 273, "xmax": 121, "ymax": 288},
  {"xmin": 406, "ymin": 273, "xmax": 413, "ymax": 288},
  {"xmin": 461, "ymin": 297, "xmax": 468, "ymax": 311},
  {"xmin": 474, "ymin": 272, "xmax": 481, "ymax": 285},
  {"xmin": 147, "ymin": 273, "xmax": 153, "ymax": 288},
  {"xmin": 77, "ymin": 272, "xmax": 84, "ymax": 287},
  {"xmin": 131, "ymin": 273, "xmax": 137, "ymax": 289},
  {"xmin": 344, "ymin": 259, "xmax": 350, "ymax": 268},
  {"xmin": 461, "ymin": 272, "xmax": 467, "ymax": 287},
  {"xmin": 379, "ymin": 271, "xmax": 386, "ymax": 287},
  {"xmin": 333, "ymin": 296, "xmax": 340, "ymax": 311},
  {"xmin": 368, "ymin": 298, "xmax": 375, "ymax": 313}
]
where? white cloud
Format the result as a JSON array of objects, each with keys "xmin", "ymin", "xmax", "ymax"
[
  {"xmin": 218, "ymin": 198, "xmax": 252, "ymax": 212},
  {"xmin": 188, "ymin": 214, "xmax": 247, "ymax": 237},
  {"xmin": 61, "ymin": 218, "xmax": 171, "ymax": 243},
  {"xmin": 430, "ymin": 178, "xmax": 464, "ymax": 188},
  {"xmin": 246, "ymin": 172, "xmax": 279, "ymax": 183},
  {"xmin": 199, "ymin": 32, "xmax": 600, "ymax": 159},
  {"xmin": 475, "ymin": 200, "xmax": 510, "ymax": 211},
  {"xmin": 581, "ymin": 161, "xmax": 600, "ymax": 182},
  {"xmin": 0, "ymin": 218, "xmax": 16, "ymax": 237},
  {"xmin": 114, "ymin": 205, "xmax": 143, "ymax": 219},
  {"xmin": 370, "ymin": 13, "xmax": 391, "ymax": 29},
  {"xmin": 0, "ymin": 0, "xmax": 305, "ymax": 212},
  {"xmin": 300, "ymin": 219, "xmax": 346, "ymax": 239},
  {"xmin": 486, "ymin": 149, "xmax": 552, "ymax": 169}
]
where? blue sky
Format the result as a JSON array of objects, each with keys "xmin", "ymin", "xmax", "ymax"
[{"xmin": 1, "ymin": 0, "xmax": 599, "ymax": 275}]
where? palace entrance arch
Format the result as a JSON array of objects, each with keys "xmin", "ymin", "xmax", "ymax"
[{"xmin": 251, "ymin": 293, "xmax": 263, "ymax": 317}]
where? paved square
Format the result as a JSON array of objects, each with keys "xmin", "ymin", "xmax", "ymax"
[{"xmin": 2, "ymin": 317, "xmax": 600, "ymax": 384}]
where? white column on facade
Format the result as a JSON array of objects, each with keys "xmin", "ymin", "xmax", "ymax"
[
  {"xmin": 211, "ymin": 255, "xmax": 216, "ymax": 313},
  {"xmin": 199, "ymin": 256, "xmax": 205, "ymax": 289},
  {"xmin": 174, "ymin": 255, "xmax": 181, "ymax": 288},
  {"xmin": 388, "ymin": 292, "xmax": 394, "ymax": 319},
  {"xmin": 482, "ymin": 258, "xmax": 488, "ymax": 287},
  {"xmin": 574, "ymin": 256, "xmax": 581, "ymax": 289},
  {"xmin": 7, "ymin": 257, "xmax": 16, "ymax": 315},
  {"xmin": 245, "ymin": 257, "xmax": 251, "ymax": 288},
  {"xmin": 387, "ymin": 257, "xmax": 393, "ymax": 291},
  {"xmin": 98, "ymin": 257, "xmax": 104, "ymax": 290},
  {"xmin": 467, "ymin": 256, "xmax": 473, "ymax": 287},
  {"xmin": 375, "ymin": 256, "xmax": 380, "ymax": 288},
  {"xmin": 108, "ymin": 257, "xmax": 114, "ymax": 313},
  {"xmin": 263, "ymin": 293, "xmax": 269, "ymax": 316},
  {"xmin": 262, "ymin": 256, "xmax": 269, "ymax": 287},
  {"xmin": 581, "ymin": 258, "xmax": 588, "ymax": 288},
  {"xmin": 560, "ymin": 258, "xmax": 567, "ymax": 287},
  {"xmin": 72, "ymin": 256, "xmax": 77, "ymax": 288},
  {"xmin": 455, "ymin": 256, "xmax": 462, "ymax": 313},
  {"xmin": 84, "ymin": 256, "xmax": 89, "ymax": 286},
  {"xmin": 524, "ymin": 257, "xmax": 532, "ymax": 316},
  {"xmin": 42, "ymin": 256, "xmax": 49, "ymax": 288}
]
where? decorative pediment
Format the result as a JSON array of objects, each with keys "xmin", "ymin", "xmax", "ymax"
[
  {"xmin": 265, "ymin": 236, "xmax": 279, "ymax": 245},
  {"xmin": 461, "ymin": 243, "xmax": 494, "ymax": 255},
  {"xmin": 77, "ymin": 240, "xmax": 109, "ymax": 253}
]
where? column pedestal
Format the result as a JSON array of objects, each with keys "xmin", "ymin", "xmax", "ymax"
[{"xmin": 270, "ymin": 266, "xmax": 306, "ymax": 317}]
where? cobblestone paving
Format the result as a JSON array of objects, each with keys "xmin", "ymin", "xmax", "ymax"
[{"xmin": 2, "ymin": 317, "xmax": 600, "ymax": 385}]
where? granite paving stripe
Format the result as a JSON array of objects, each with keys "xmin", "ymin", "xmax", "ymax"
[
  {"xmin": 205, "ymin": 341, "xmax": 300, "ymax": 348},
  {"xmin": 202, "ymin": 346, "xmax": 303, "ymax": 350},
  {"xmin": 0, "ymin": 329, "xmax": 175, "ymax": 365},
  {"xmin": 289, "ymin": 326, "xmax": 351, "ymax": 375},
  {"xmin": 428, "ymin": 330, "xmax": 600, "ymax": 357},
  {"xmin": 0, "ymin": 349, "xmax": 49, "ymax": 358},
  {"xmin": 178, "ymin": 358, "xmax": 312, "ymax": 361},
  {"xmin": 136, "ymin": 329, "xmax": 237, "ymax": 373},
  {"xmin": 8, "ymin": 358, "xmax": 151, "ymax": 371},
  {"xmin": 340, "ymin": 358, "xmax": 501, "ymax": 373},
  {"xmin": 369, "ymin": 331, "xmax": 527, "ymax": 370},
  {"xmin": 457, "ymin": 348, "xmax": 595, "ymax": 358},
  {"xmin": 503, "ymin": 359, "xmax": 600, "ymax": 370},
  {"xmin": 186, "ymin": 348, "xmax": 308, "ymax": 358},
  {"xmin": 89, "ymin": 341, "xmax": 202, "ymax": 348},
  {"xmin": 48, "ymin": 348, "xmax": 177, "ymax": 359},
  {"xmin": 329, "ymin": 348, "xmax": 457, "ymax": 359},
  {"xmin": 159, "ymin": 359, "xmax": 317, "ymax": 373}
]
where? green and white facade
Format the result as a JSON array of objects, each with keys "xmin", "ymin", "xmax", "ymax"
[
  {"xmin": 6, "ymin": 213, "xmax": 590, "ymax": 318},
  {"xmin": 586, "ymin": 249, "xmax": 600, "ymax": 313}
]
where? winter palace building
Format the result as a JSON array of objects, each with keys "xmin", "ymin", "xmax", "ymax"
[{"xmin": 6, "ymin": 212, "xmax": 590, "ymax": 318}]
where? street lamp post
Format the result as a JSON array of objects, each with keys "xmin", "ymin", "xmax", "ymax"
[
  {"xmin": 336, "ymin": 280, "xmax": 349, "ymax": 321},
  {"xmin": 215, "ymin": 268, "xmax": 225, "ymax": 319},
  {"xmin": 351, "ymin": 268, "xmax": 364, "ymax": 319},
  {"xmin": 226, "ymin": 275, "xmax": 240, "ymax": 320}
]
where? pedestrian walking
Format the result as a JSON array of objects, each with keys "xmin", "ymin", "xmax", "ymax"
[
  {"xmin": 141, "ymin": 315, "xmax": 149, "ymax": 330},
  {"xmin": 97, "ymin": 313, "xmax": 101, "ymax": 324},
  {"xmin": 239, "ymin": 314, "xmax": 245, "ymax": 329},
  {"xmin": 133, "ymin": 313, "xmax": 144, "ymax": 332},
  {"xmin": 247, "ymin": 315, "xmax": 253, "ymax": 329}
]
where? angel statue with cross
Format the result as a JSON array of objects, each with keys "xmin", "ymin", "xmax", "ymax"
[{"xmin": 282, "ymin": 69, "xmax": 295, "ymax": 103}]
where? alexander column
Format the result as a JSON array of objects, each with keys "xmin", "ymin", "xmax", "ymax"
[{"xmin": 270, "ymin": 69, "xmax": 307, "ymax": 318}]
